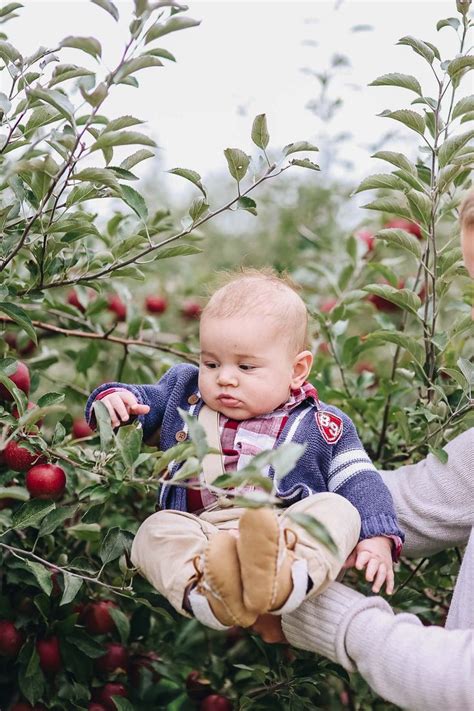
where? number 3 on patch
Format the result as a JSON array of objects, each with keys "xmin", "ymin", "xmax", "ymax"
[{"xmin": 316, "ymin": 411, "xmax": 343, "ymax": 444}]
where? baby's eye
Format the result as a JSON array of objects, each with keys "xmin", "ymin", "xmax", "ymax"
[
  {"xmin": 204, "ymin": 362, "xmax": 218, "ymax": 369},
  {"xmin": 239, "ymin": 364, "xmax": 255, "ymax": 371}
]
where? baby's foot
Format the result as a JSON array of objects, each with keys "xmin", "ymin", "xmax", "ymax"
[{"xmin": 189, "ymin": 531, "xmax": 258, "ymax": 630}]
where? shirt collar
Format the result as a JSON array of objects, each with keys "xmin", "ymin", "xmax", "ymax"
[{"xmin": 283, "ymin": 381, "xmax": 319, "ymax": 412}]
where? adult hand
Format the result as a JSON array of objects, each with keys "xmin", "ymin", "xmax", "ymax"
[{"xmin": 251, "ymin": 614, "xmax": 288, "ymax": 643}]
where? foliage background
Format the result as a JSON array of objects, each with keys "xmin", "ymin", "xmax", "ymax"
[{"xmin": 0, "ymin": 0, "xmax": 472, "ymax": 709}]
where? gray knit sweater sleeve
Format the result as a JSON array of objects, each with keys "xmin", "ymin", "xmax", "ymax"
[{"xmin": 282, "ymin": 428, "xmax": 474, "ymax": 711}]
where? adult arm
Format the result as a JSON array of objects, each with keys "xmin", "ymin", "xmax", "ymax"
[
  {"xmin": 379, "ymin": 427, "xmax": 474, "ymax": 557},
  {"xmin": 282, "ymin": 582, "xmax": 474, "ymax": 711}
]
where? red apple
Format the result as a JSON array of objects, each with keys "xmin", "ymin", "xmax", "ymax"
[
  {"xmin": 384, "ymin": 218, "xmax": 422, "ymax": 239},
  {"xmin": 12, "ymin": 401, "xmax": 38, "ymax": 420},
  {"xmin": 355, "ymin": 229, "xmax": 375, "ymax": 252},
  {"xmin": 37, "ymin": 636, "xmax": 62, "ymax": 674},
  {"xmin": 72, "ymin": 418, "xmax": 94, "ymax": 439},
  {"xmin": 92, "ymin": 682, "xmax": 128, "ymax": 711},
  {"xmin": 67, "ymin": 289, "xmax": 86, "ymax": 312},
  {"xmin": 88, "ymin": 705, "xmax": 108, "ymax": 711},
  {"xmin": 0, "ymin": 361, "xmax": 30, "ymax": 401},
  {"xmin": 4, "ymin": 332, "xmax": 36, "ymax": 356},
  {"xmin": 128, "ymin": 651, "xmax": 161, "ymax": 688},
  {"xmin": 317, "ymin": 341, "xmax": 331, "ymax": 356},
  {"xmin": 11, "ymin": 703, "xmax": 47, "ymax": 711},
  {"xmin": 0, "ymin": 620, "xmax": 24, "ymax": 657},
  {"xmin": 4, "ymin": 440, "xmax": 45, "ymax": 472},
  {"xmin": 200, "ymin": 695, "xmax": 233, "ymax": 711},
  {"xmin": 320, "ymin": 299, "xmax": 338, "ymax": 314},
  {"xmin": 145, "ymin": 295, "xmax": 168, "ymax": 314},
  {"xmin": 181, "ymin": 300, "xmax": 201, "ymax": 320},
  {"xmin": 368, "ymin": 279, "xmax": 405, "ymax": 313},
  {"xmin": 354, "ymin": 362, "xmax": 375, "ymax": 375},
  {"xmin": 107, "ymin": 294, "xmax": 127, "ymax": 321},
  {"xmin": 186, "ymin": 670, "xmax": 213, "ymax": 701},
  {"xmin": 26, "ymin": 464, "xmax": 66, "ymax": 500},
  {"xmin": 95, "ymin": 642, "xmax": 129, "ymax": 675},
  {"xmin": 81, "ymin": 600, "xmax": 117, "ymax": 635}
]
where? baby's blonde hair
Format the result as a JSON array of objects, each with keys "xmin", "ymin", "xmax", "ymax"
[{"xmin": 202, "ymin": 267, "xmax": 309, "ymax": 353}]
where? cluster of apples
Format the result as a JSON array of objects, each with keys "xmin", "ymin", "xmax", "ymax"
[
  {"xmin": 67, "ymin": 289, "xmax": 202, "ymax": 322},
  {"xmin": 0, "ymin": 362, "xmax": 66, "ymax": 501}
]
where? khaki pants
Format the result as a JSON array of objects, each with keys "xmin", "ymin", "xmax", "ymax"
[{"xmin": 131, "ymin": 492, "xmax": 360, "ymax": 616}]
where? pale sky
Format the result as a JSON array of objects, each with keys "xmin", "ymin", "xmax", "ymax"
[{"xmin": 3, "ymin": 0, "xmax": 468, "ymax": 192}]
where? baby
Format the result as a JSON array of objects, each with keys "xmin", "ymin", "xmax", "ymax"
[{"xmin": 86, "ymin": 269, "xmax": 403, "ymax": 630}]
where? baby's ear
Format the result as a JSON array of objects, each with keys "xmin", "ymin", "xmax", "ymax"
[{"xmin": 291, "ymin": 350, "xmax": 313, "ymax": 388}]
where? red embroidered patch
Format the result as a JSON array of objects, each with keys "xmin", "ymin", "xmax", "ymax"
[{"xmin": 316, "ymin": 411, "xmax": 343, "ymax": 444}]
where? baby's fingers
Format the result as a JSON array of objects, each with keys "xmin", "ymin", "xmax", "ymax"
[
  {"xmin": 102, "ymin": 397, "xmax": 125, "ymax": 427},
  {"xmin": 371, "ymin": 563, "xmax": 387, "ymax": 594},
  {"xmin": 355, "ymin": 550, "xmax": 372, "ymax": 571},
  {"xmin": 129, "ymin": 403, "xmax": 150, "ymax": 415},
  {"xmin": 365, "ymin": 557, "xmax": 381, "ymax": 584}
]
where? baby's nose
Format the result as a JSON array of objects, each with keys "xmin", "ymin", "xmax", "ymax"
[{"xmin": 217, "ymin": 367, "xmax": 238, "ymax": 386}]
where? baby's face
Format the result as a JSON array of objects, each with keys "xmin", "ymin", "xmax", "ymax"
[{"xmin": 198, "ymin": 314, "xmax": 299, "ymax": 420}]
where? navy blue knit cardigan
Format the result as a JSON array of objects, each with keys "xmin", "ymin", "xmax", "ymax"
[{"xmin": 86, "ymin": 363, "xmax": 404, "ymax": 542}]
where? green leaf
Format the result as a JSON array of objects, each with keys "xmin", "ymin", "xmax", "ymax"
[
  {"xmin": 287, "ymin": 512, "xmax": 338, "ymax": 555},
  {"xmin": 224, "ymin": 148, "xmax": 251, "ymax": 183},
  {"xmin": 458, "ymin": 357, "xmax": 474, "ymax": 387},
  {"xmin": 37, "ymin": 392, "xmax": 65, "ymax": 408},
  {"xmin": 460, "ymin": 111, "xmax": 474, "ymax": 124},
  {"xmin": 59, "ymin": 35, "xmax": 102, "ymax": 60},
  {"xmin": 392, "ymin": 168, "xmax": 427, "ymax": 192},
  {"xmin": 0, "ymin": 485, "xmax": 29, "ymax": 502},
  {"xmin": 406, "ymin": 189, "xmax": 432, "ymax": 225},
  {"xmin": 178, "ymin": 407, "xmax": 208, "ymax": 461},
  {"xmin": 364, "ymin": 329, "xmax": 425, "ymax": 365},
  {"xmin": 24, "ymin": 105, "xmax": 61, "ymax": 136},
  {"xmin": 452, "ymin": 94, "xmax": 474, "ymax": 120},
  {"xmin": 290, "ymin": 158, "xmax": 320, "ymax": 171},
  {"xmin": 378, "ymin": 109, "xmax": 425, "ymax": 135},
  {"xmin": 90, "ymin": 130, "xmax": 156, "ymax": 151},
  {"xmin": 237, "ymin": 196, "xmax": 257, "ymax": 215},
  {"xmin": 362, "ymin": 194, "xmax": 412, "ymax": 219},
  {"xmin": 109, "ymin": 606, "xmax": 130, "ymax": 644},
  {"xmin": 100, "ymin": 526, "xmax": 134, "ymax": 565},
  {"xmin": 397, "ymin": 35, "xmax": 435, "ymax": 64},
  {"xmin": 68, "ymin": 631, "xmax": 105, "ymax": 658},
  {"xmin": 154, "ymin": 244, "xmax": 202, "ymax": 260},
  {"xmin": 0, "ymin": 40, "xmax": 22, "ymax": 63},
  {"xmin": 438, "ymin": 129, "xmax": 474, "ymax": 168},
  {"xmin": 120, "ymin": 148, "xmax": 154, "ymax": 170},
  {"xmin": 437, "ymin": 164, "xmax": 463, "ymax": 192},
  {"xmin": 353, "ymin": 173, "xmax": 406, "ymax": 194},
  {"xmin": 27, "ymin": 561, "xmax": 53, "ymax": 595},
  {"xmin": 74, "ymin": 167, "xmax": 119, "ymax": 189},
  {"xmin": 437, "ymin": 17, "xmax": 460, "ymax": 31},
  {"xmin": 80, "ymin": 81, "xmax": 108, "ymax": 107},
  {"xmin": 364, "ymin": 284, "xmax": 422, "ymax": 315},
  {"xmin": 49, "ymin": 63, "xmax": 95, "ymax": 87},
  {"xmin": 283, "ymin": 141, "xmax": 319, "ymax": 156},
  {"xmin": 142, "ymin": 47, "xmax": 176, "ymax": 62},
  {"xmin": 12, "ymin": 500, "xmax": 56, "ymax": 529},
  {"xmin": 104, "ymin": 115, "xmax": 144, "ymax": 133},
  {"xmin": 120, "ymin": 185, "xmax": 148, "ymax": 221},
  {"xmin": 370, "ymin": 72, "xmax": 422, "ymax": 95},
  {"xmin": 114, "ymin": 55, "xmax": 163, "ymax": 84},
  {"xmin": 38, "ymin": 506, "xmax": 76, "ymax": 537},
  {"xmin": 91, "ymin": 0, "xmax": 119, "ymax": 21},
  {"xmin": 0, "ymin": 3, "xmax": 23, "ymax": 18},
  {"xmin": 437, "ymin": 246, "xmax": 463, "ymax": 276},
  {"xmin": 371, "ymin": 150, "xmax": 417, "ymax": 174},
  {"xmin": 145, "ymin": 15, "xmax": 200, "ymax": 43},
  {"xmin": 0, "ymin": 91, "xmax": 12, "ymax": 114},
  {"xmin": 269, "ymin": 442, "xmax": 306, "ymax": 484},
  {"xmin": 60, "ymin": 573, "xmax": 83, "ymax": 605},
  {"xmin": 447, "ymin": 55, "xmax": 474, "ymax": 80},
  {"xmin": 251, "ymin": 113, "xmax": 269, "ymax": 150},
  {"xmin": 93, "ymin": 400, "xmax": 115, "ymax": 450},
  {"xmin": 375, "ymin": 228, "xmax": 421, "ymax": 258},
  {"xmin": 428, "ymin": 446, "xmax": 449, "ymax": 464},
  {"xmin": 0, "ymin": 302, "xmax": 37, "ymax": 344},
  {"xmin": 116, "ymin": 424, "xmax": 142, "ymax": 467},
  {"xmin": 168, "ymin": 167, "xmax": 206, "ymax": 197},
  {"xmin": 189, "ymin": 197, "xmax": 209, "ymax": 222},
  {"xmin": 112, "ymin": 698, "xmax": 135, "ymax": 711},
  {"xmin": 28, "ymin": 87, "xmax": 75, "ymax": 124}
]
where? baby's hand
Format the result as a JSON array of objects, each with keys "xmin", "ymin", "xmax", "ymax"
[
  {"xmin": 98, "ymin": 390, "xmax": 150, "ymax": 428},
  {"xmin": 350, "ymin": 536, "xmax": 394, "ymax": 595}
]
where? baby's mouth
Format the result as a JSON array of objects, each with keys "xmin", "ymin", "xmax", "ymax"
[{"xmin": 217, "ymin": 394, "xmax": 241, "ymax": 407}]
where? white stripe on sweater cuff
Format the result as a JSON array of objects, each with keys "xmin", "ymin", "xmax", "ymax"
[{"xmin": 281, "ymin": 581, "xmax": 392, "ymax": 671}]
